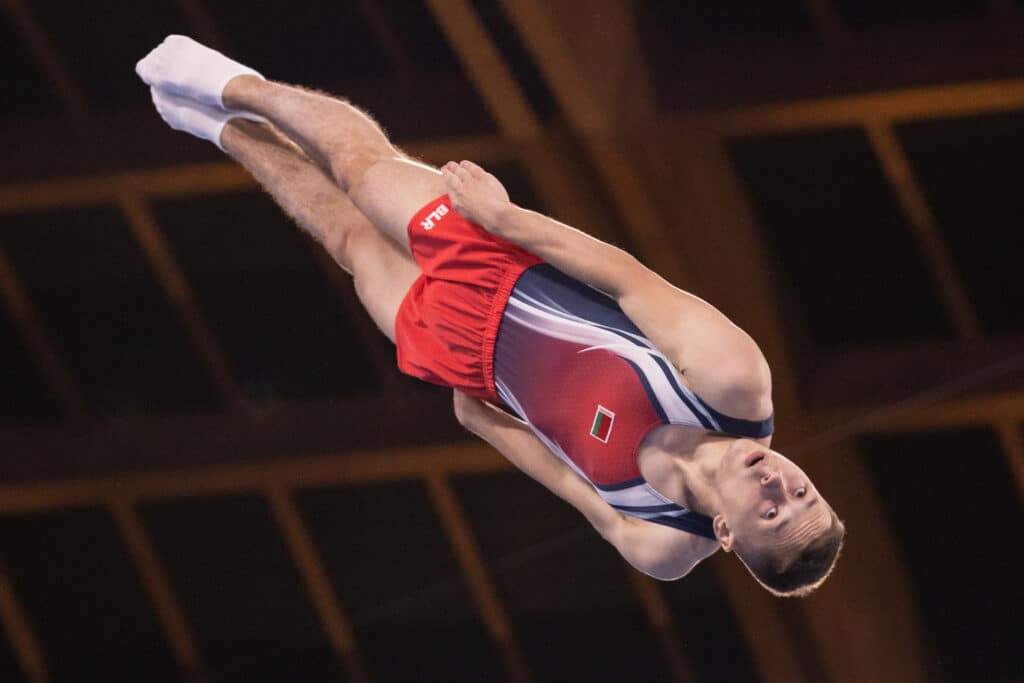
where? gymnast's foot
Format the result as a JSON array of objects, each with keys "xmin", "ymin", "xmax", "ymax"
[
  {"xmin": 149, "ymin": 87, "xmax": 265, "ymax": 151},
  {"xmin": 136, "ymin": 34, "xmax": 262, "ymax": 109}
]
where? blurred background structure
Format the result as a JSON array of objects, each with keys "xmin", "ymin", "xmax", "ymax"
[{"xmin": 0, "ymin": 1, "xmax": 1022, "ymax": 681}]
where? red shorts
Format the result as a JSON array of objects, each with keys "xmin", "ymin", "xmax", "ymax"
[{"xmin": 394, "ymin": 195, "xmax": 542, "ymax": 402}]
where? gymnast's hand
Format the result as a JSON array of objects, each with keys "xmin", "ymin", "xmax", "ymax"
[{"xmin": 441, "ymin": 160, "xmax": 511, "ymax": 229}]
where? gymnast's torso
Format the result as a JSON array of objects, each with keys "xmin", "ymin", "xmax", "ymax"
[{"xmin": 493, "ymin": 264, "xmax": 774, "ymax": 539}]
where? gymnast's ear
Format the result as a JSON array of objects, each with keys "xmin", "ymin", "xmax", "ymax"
[{"xmin": 713, "ymin": 514, "xmax": 734, "ymax": 552}]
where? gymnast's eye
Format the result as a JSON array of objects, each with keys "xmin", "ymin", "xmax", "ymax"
[
  {"xmin": 795, "ymin": 487, "xmax": 807, "ymax": 497},
  {"xmin": 762, "ymin": 507, "xmax": 778, "ymax": 520}
]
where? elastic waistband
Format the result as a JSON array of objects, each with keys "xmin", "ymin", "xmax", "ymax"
[{"xmin": 480, "ymin": 256, "xmax": 541, "ymax": 401}]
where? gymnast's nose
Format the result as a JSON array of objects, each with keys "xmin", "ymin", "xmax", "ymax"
[{"xmin": 760, "ymin": 470, "xmax": 783, "ymax": 489}]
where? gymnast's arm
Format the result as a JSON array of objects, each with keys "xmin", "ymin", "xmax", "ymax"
[
  {"xmin": 442, "ymin": 160, "xmax": 638, "ymax": 298},
  {"xmin": 453, "ymin": 392, "xmax": 714, "ymax": 581},
  {"xmin": 442, "ymin": 160, "xmax": 772, "ymax": 420}
]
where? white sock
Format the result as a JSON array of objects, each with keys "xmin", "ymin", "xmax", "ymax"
[
  {"xmin": 150, "ymin": 87, "xmax": 265, "ymax": 151},
  {"xmin": 136, "ymin": 34, "xmax": 263, "ymax": 109}
]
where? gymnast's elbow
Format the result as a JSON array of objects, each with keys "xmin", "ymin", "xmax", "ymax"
[
  {"xmin": 604, "ymin": 518, "xmax": 702, "ymax": 581},
  {"xmin": 712, "ymin": 346, "xmax": 774, "ymax": 422},
  {"xmin": 630, "ymin": 555, "xmax": 698, "ymax": 582}
]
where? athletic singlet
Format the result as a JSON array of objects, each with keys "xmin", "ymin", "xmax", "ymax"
[{"xmin": 493, "ymin": 264, "xmax": 774, "ymax": 539}]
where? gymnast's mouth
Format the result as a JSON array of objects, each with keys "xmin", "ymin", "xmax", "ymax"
[{"xmin": 745, "ymin": 451, "xmax": 766, "ymax": 468}]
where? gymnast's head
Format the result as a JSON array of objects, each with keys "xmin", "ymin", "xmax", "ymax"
[{"xmin": 710, "ymin": 441, "xmax": 845, "ymax": 597}]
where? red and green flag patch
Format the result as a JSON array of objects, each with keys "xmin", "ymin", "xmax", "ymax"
[{"xmin": 590, "ymin": 405, "xmax": 615, "ymax": 443}]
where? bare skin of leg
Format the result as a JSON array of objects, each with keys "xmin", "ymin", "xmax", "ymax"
[
  {"xmin": 222, "ymin": 76, "xmax": 446, "ymax": 251},
  {"xmin": 220, "ymin": 118, "xmax": 419, "ymax": 341}
]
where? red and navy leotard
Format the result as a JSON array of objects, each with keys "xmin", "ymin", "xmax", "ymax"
[{"xmin": 493, "ymin": 264, "xmax": 774, "ymax": 539}]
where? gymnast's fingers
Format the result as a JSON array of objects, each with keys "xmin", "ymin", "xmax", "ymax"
[{"xmin": 459, "ymin": 159, "xmax": 486, "ymax": 176}]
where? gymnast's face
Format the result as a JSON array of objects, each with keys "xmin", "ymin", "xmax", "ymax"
[{"xmin": 712, "ymin": 441, "xmax": 833, "ymax": 561}]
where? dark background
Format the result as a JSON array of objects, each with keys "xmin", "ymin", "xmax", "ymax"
[{"xmin": 0, "ymin": 1, "xmax": 1022, "ymax": 681}]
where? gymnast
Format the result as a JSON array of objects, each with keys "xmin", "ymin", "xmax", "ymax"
[{"xmin": 136, "ymin": 35, "xmax": 844, "ymax": 596}]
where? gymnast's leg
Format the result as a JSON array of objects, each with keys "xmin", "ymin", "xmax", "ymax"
[
  {"xmin": 137, "ymin": 35, "xmax": 446, "ymax": 252},
  {"xmin": 224, "ymin": 120, "xmax": 419, "ymax": 340},
  {"xmin": 148, "ymin": 87, "xmax": 418, "ymax": 341}
]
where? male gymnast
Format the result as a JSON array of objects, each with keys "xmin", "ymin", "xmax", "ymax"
[{"xmin": 136, "ymin": 35, "xmax": 844, "ymax": 597}]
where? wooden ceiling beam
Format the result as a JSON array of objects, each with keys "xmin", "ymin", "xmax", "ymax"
[
  {"xmin": 355, "ymin": 0, "xmax": 419, "ymax": 83},
  {"xmin": 308, "ymin": 246, "xmax": 398, "ymax": 387},
  {"xmin": 109, "ymin": 499, "xmax": 205, "ymax": 679},
  {"xmin": 0, "ymin": 441, "xmax": 507, "ymax": 514},
  {"xmin": 995, "ymin": 421, "xmax": 1024, "ymax": 500},
  {"xmin": 650, "ymin": 15, "xmax": 1024, "ymax": 114},
  {"xmin": 657, "ymin": 129, "xmax": 812, "ymax": 683},
  {"xmin": 813, "ymin": 390, "xmax": 1024, "ymax": 437},
  {"xmin": 427, "ymin": 5, "xmax": 705, "ymax": 677},
  {"xmin": 424, "ymin": 0, "xmax": 623, "ymax": 244},
  {"xmin": 0, "ymin": 133, "xmax": 512, "ymax": 215},
  {"xmin": 0, "ymin": 370, "xmax": 1018, "ymax": 491},
  {"xmin": 664, "ymin": 127, "xmax": 928, "ymax": 681},
  {"xmin": 692, "ymin": 80, "xmax": 1024, "ymax": 138},
  {"xmin": 0, "ymin": 565, "xmax": 47, "ymax": 683},
  {"xmin": 498, "ymin": 0, "xmax": 691, "ymax": 286},
  {"xmin": 425, "ymin": 473, "xmax": 533, "ymax": 683},
  {"xmin": 494, "ymin": 3, "xmax": 808, "ymax": 679},
  {"xmin": 0, "ymin": 0, "xmax": 88, "ymax": 119},
  {"xmin": 795, "ymin": 440, "xmax": 930, "ymax": 682},
  {"xmin": 0, "ymin": 388, "xmax": 467, "ymax": 484},
  {"xmin": 626, "ymin": 571, "xmax": 699, "ymax": 683},
  {"xmin": 0, "ymin": 162, "xmax": 253, "ymax": 214},
  {"xmin": 802, "ymin": 335, "xmax": 1024, "ymax": 413},
  {"xmin": 2, "ymin": 77, "xmax": 1019, "ymax": 217},
  {"xmin": 266, "ymin": 485, "xmax": 370, "ymax": 682},
  {"xmin": 864, "ymin": 121, "xmax": 980, "ymax": 338},
  {"xmin": 0, "ymin": 0, "xmax": 93, "ymax": 425},
  {"xmin": 117, "ymin": 192, "xmax": 243, "ymax": 407},
  {"xmin": 0, "ymin": 248, "xmax": 88, "ymax": 421},
  {"xmin": 425, "ymin": 0, "xmax": 541, "ymax": 139}
]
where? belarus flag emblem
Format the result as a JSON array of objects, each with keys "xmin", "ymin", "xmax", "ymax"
[{"xmin": 590, "ymin": 405, "xmax": 615, "ymax": 443}]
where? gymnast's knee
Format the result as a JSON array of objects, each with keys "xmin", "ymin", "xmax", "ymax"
[
  {"xmin": 329, "ymin": 220, "xmax": 374, "ymax": 273},
  {"xmin": 327, "ymin": 141, "xmax": 395, "ymax": 195}
]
